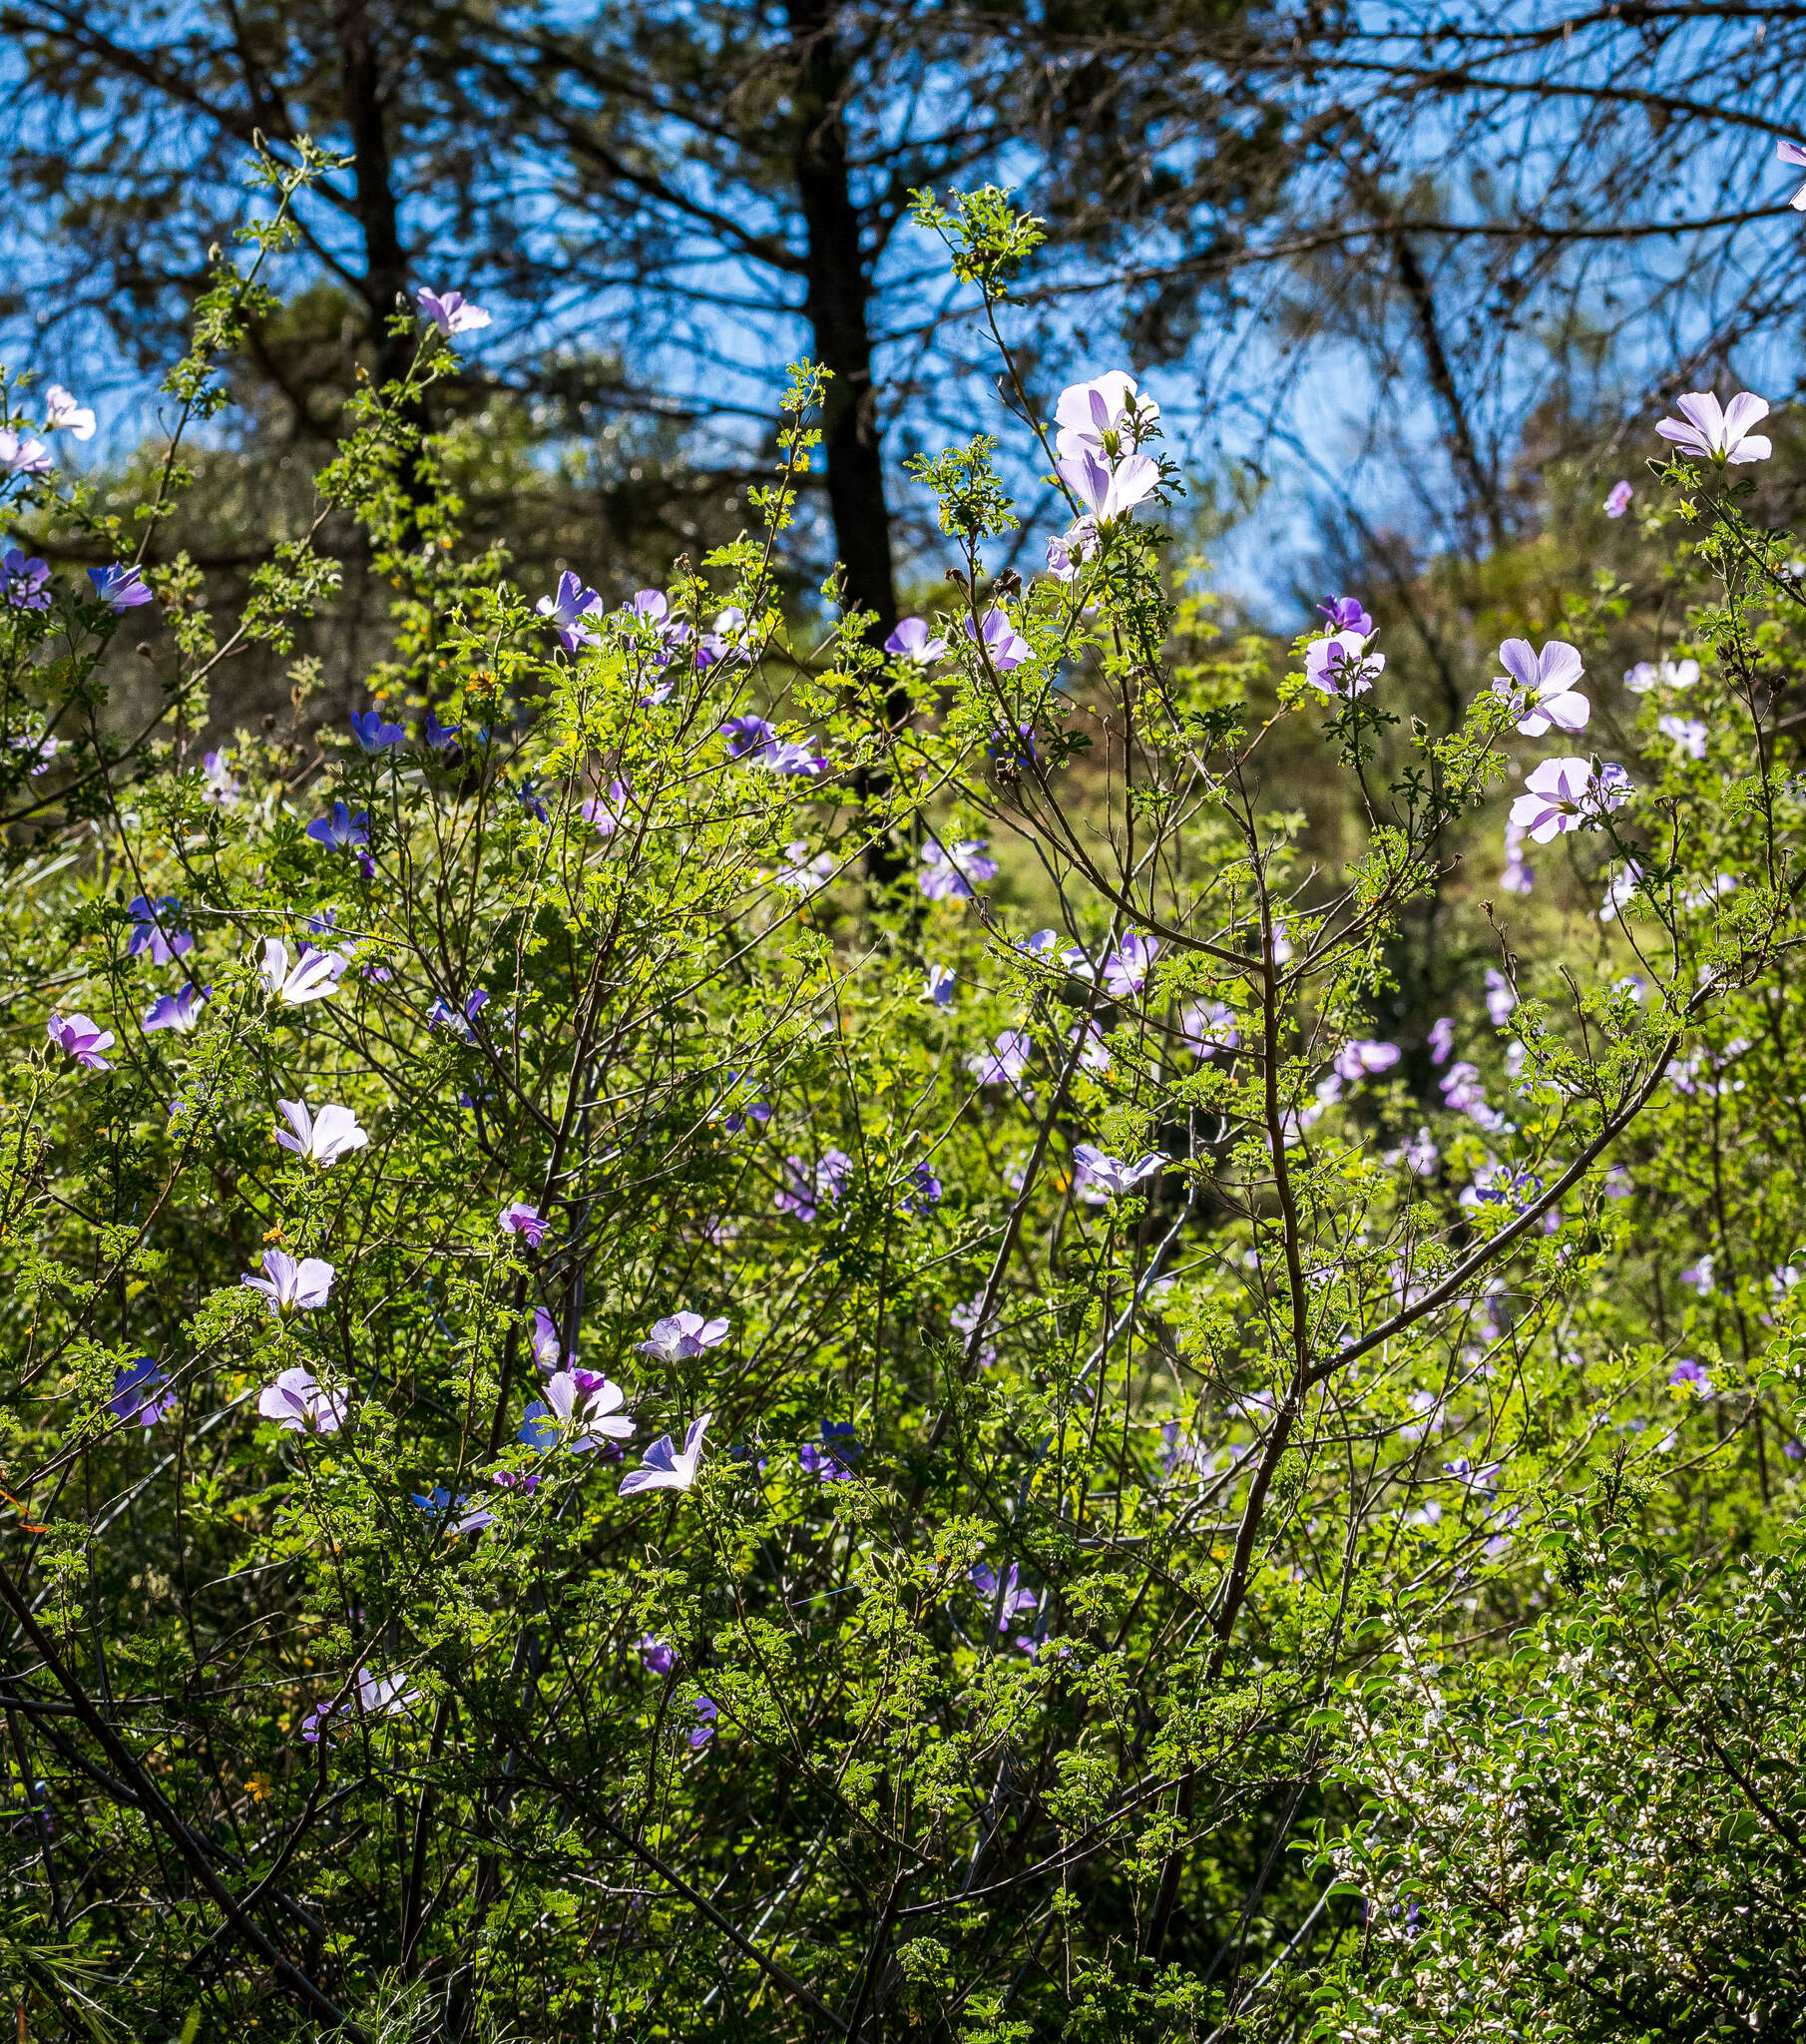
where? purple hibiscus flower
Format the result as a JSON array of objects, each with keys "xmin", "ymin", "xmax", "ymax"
[
  {"xmin": 89, "ymin": 564, "xmax": 152, "ymax": 611},
  {"xmin": 417, "ymin": 287, "xmax": 491, "ymax": 336},
  {"xmin": 966, "ymin": 1031, "xmax": 1031, "ymax": 1088},
  {"xmin": 1509, "ymin": 757, "xmax": 1631, "ymax": 842},
  {"xmin": 242, "ymin": 1250, "xmax": 335, "ymax": 1313},
  {"xmin": 350, "ymin": 708, "xmax": 406, "ymax": 752},
  {"xmin": 499, "ymin": 1202, "xmax": 548, "ymax": 1249},
  {"xmin": 917, "ymin": 837, "xmax": 998, "ymax": 901},
  {"xmin": 47, "ymin": 1012, "xmax": 115, "ymax": 1070},
  {"xmin": 110, "ymin": 1357, "xmax": 178, "ymax": 1427},
  {"xmin": 127, "ymin": 894, "xmax": 194, "ymax": 966},
  {"xmin": 1073, "ymin": 1144, "xmax": 1165, "ymax": 1202},
  {"xmin": 2, "ymin": 549, "xmax": 50, "ymax": 610},
  {"xmin": 257, "ymin": 1365, "xmax": 345, "ymax": 1434},
  {"xmin": 965, "ymin": 608, "xmax": 1031, "ymax": 671},
  {"xmin": 1318, "ymin": 595, "xmax": 1373, "ymax": 634},
  {"xmin": 306, "ymin": 801, "xmax": 371, "ymax": 852},
  {"xmin": 885, "ymin": 616, "xmax": 947, "ymax": 664},
  {"xmin": 619, "ymin": 1412, "xmax": 712, "ymax": 1498},
  {"xmin": 774, "ymin": 1151, "xmax": 854, "ymax": 1223},
  {"xmin": 638, "ymin": 1312, "xmax": 730, "ymax": 1363},
  {"xmin": 143, "ymin": 982, "xmax": 207, "ymax": 1034},
  {"xmin": 537, "ymin": 569, "xmax": 604, "ymax": 652},
  {"xmin": 1102, "ymin": 930, "xmax": 1160, "ymax": 999}
]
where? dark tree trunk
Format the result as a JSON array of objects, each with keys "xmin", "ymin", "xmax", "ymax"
[
  {"xmin": 337, "ymin": 0, "xmax": 416, "ymax": 392},
  {"xmin": 786, "ymin": 0, "xmax": 909, "ymax": 892},
  {"xmin": 785, "ymin": 0, "xmax": 899, "ymax": 648}
]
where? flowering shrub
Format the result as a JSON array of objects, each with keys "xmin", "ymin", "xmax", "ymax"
[{"xmin": 2, "ymin": 164, "xmax": 1806, "ymax": 2040}]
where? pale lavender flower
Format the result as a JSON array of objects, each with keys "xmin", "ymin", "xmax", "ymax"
[
  {"xmin": 1395, "ymin": 1127, "xmax": 1440, "ymax": 1176},
  {"xmin": 43, "ymin": 385, "xmax": 96, "ymax": 439},
  {"xmin": 143, "ymin": 982, "xmax": 206, "ymax": 1033},
  {"xmin": 350, "ymin": 709, "xmax": 405, "ymax": 752},
  {"xmin": 429, "ymin": 987, "xmax": 488, "ymax": 1039},
  {"xmin": 1440, "ymin": 1061, "xmax": 1507, "ymax": 1132},
  {"xmin": 47, "ymin": 1012, "xmax": 115, "ymax": 1070},
  {"xmin": 1659, "ymin": 715, "xmax": 1708, "ymax": 760},
  {"xmin": 1057, "ymin": 445, "xmax": 1160, "ymax": 523},
  {"xmin": 583, "ymin": 777, "xmax": 632, "ymax": 835},
  {"xmin": 772, "ymin": 841, "xmax": 835, "ymax": 895},
  {"xmin": 1679, "ymin": 1254, "xmax": 1715, "ymax": 1296},
  {"xmin": 1461, "ymin": 1164, "xmax": 1542, "ymax": 1212},
  {"xmin": 499, "ymin": 1202, "xmax": 548, "ymax": 1248},
  {"xmin": 918, "ymin": 837, "xmax": 998, "ymax": 901},
  {"xmin": 1624, "ymin": 657, "xmax": 1699, "ymax": 694},
  {"xmin": 202, "ymin": 750, "xmax": 238, "ymax": 803},
  {"xmin": 952, "ymin": 1291, "xmax": 1001, "ymax": 1368},
  {"xmin": 1180, "ymin": 1000, "xmax": 1241, "ymax": 1053},
  {"xmin": 640, "ymin": 1636, "xmax": 676, "ymax": 1675},
  {"xmin": 1778, "ymin": 137, "xmax": 1806, "ymax": 210},
  {"xmin": 619, "ymin": 1411, "xmax": 712, "ymax": 1497},
  {"xmin": 1428, "ymin": 1016, "xmax": 1456, "ymax": 1065},
  {"xmin": 1053, "ymin": 371, "xmax": 1159, "ymax": 459},
  {"xmin": 1509, "ymin": 757, "xmax": 1630, "ymax": 841},
  {"xmin": 966, "ymin": 1030, "xmax": 1032, "ymax": 1088},
  {"xmin": 719, "ymin": 1072, "xmax": 772, "ymax": 1134},
  {"xmin": 695, "ymin": 607, "xmax": 753, "ymax": 669},
  {"xmin": 638, "ymin": 1312, "xmax": 729, "ymax": 1363},
  {"xmin": 1333, "ymin": 1039, "xmax": 1402, "ymax": 1083},
  {"xmin": 111, "ymin": 1357, "xmax": 177, "ymax": 1426},
  {"xmin": 1102, "ymin": 930, "xmax": 1160, "ymax": 999},
  {"xmin": 1501, "ymin": 817, "xmax": 1534, "ymax": 894},
  {"xmin": 529, "ymin": 1307, "xmax": 567, "ymax": 1370},
  {"xmin": 1073, "ymin": 1144, "xmax": 1166, "ymax": 1201},
  {"xmin": 1603, "ymin": 480, "xmax": 1633, "ymax": 518},
  {"xmin": 417, "ymin": 287, "xmax": 491, "ymax": 335},
  {"xmin": 720, "ymin": 715, "xmax": 777, "ymax": 759},
  {"xmin": 775, "ymin": 1151, "xmax": 853, "ymax": 1222},
  {"xmin": 1319, "ymin": 596, "xmax": 1374, "ymax": 635},
  {"xmin": 971, "ymin": 1560, "xmax": 1041, "ymax": 1628},
  {"xmin": 275, "ymin": 1099, "xmax": 368, "ymax": 1168},
  {"xmin": 126, "ymin": 894, "xmax": 194, "ymax": 965},
  {"xmin": 259, "ymin": 1366, "xmax": 344, "ymax": 1437},
  {"xmin": 0, "ymin": 430, "xmax": 51, "ymax": 475},
  {"xmin": 1047, "ymin": 517, "xmax": 1101, "ymax": 582},
  {"xmin": 1668, "ymin": 1357, "xmax": 1711, "ymax": 1393},
  {"xmin": 306, "ymin": 801, "xmax": 370, "ymax": 853},
  {"xmin": 800, "ymin": 1419, "xmax": 863, "ymax": 1484},
  {"xmin": 521, "ymin": 1369, "xmax": 634, "ymax": 1452},
  {"xmin": 260, "ymin": 938, "xmax": 349, "ymax": 1005},
  {"xmin": 1303, "ymin": 629, "xmax": 1381, "ymax": 699},
  {"xmin": 243, "ymin": 1250, "xmax": 335, "ymax": 1313},
  {"xmin": 924, "ymin": 963, "xmax": 957, "ymax": 1007},
  {"xmin": 413, "ymin": 1487, "xmax": 494, "ymax": 1536},
  {"xmin": 966, "ymin": 609, "xmax": 1031, "ymax": 671},
  {"xmin": 1655, "ymin": 390, "xmax": 1772, "ymax": 465},
  {"xmin": 537, "ymin": 570, "xmax": 604, "ymax": 652},
  {"xmin": 758, "ymin": 738, "xmax": 828, "ymax": 777},
  {"xmin": 3, "ymin": 549, "xmax": 50, "ymax": 610},
  {"xmin": 885, "ymin": 617, "xmax": 947, "ymax": 663},
  {"xmin": 1485, "ymin": 968, "xmax": 1517, "ymax": 1028},
  {"xmin": 1072, "ymin": 1018, "xmax": 1111, "ymax": 1074},
  {"xmin": 89, "ymin": 564, "xmax": 151, "ymax": 610},
  {"xmin": 1495, "ymin": 638, "xmax": 1588, "ymax": 737}
]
